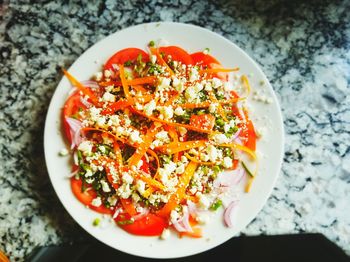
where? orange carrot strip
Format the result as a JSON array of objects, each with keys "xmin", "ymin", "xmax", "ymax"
[
  {"xmin": 132, "ymin": 84, "xmax": 147, "ymax": 92},
  {"xmin": 149, "ymin": 47, "xmax": 174, "ymax": 76},
  {"xmin": 62, "ymin": 69, "xmax": 99, "ymax": 104},
  {"xmin": 166, "ymin": 126, "xmax": 179, "ymax": 162},
  {"xmin": 156, "ymin": 140, "xmax": 208, "ymax": 155},
  {"xmin": 136, "ymin": 172, "xmax": 165, "ymax": 191},
  {"xmin": 157, "ymin": 161, "xmax": 198, "ymax": 217},
  {"xmin": 126, "ymin": 76, "xmax": 157, "ymax": 86},
  {"xmin": 131, "ymin": 107, "xmax": 214, "ymax": 134},
  {"xmin": 208, "ymin": 91, "xmax": 227, "ymax": 121},
  {"xmin": 128, "ymin": 124, "xmax": 160, "ymax": 168},
  {"xmin": 120, "ymin": 198, "xmax": 137, "ymax": 216},
  {"xmin": 119, "ymin": 64, "xmax": 134, "ymax": 104},
  {"xmin": 184, "ymin": 153, "xmax": 215, "ymax": 166},
  {"xmin": 81, "ymin": 127, "xmax": 129, "ymax": 145}
]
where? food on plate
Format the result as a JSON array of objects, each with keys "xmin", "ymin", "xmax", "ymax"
[{"xmin": 62, "ymin": 42, "xmax": 258, "ymax": 237}]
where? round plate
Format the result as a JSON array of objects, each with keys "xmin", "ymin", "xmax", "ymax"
[{"xmin": 44, "ymin": 22, "xmax": 284, "ymax": 258}]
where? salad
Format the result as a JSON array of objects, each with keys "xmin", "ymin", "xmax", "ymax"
[{"xmin": 62, "ymin": 42, "xmax": 258, "ymax": 238}]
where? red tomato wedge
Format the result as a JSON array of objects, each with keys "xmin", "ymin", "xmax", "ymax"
[
  {"xmin": 191, "ymin": 52, "xmax": 221, "ymax": 67},
  {"xmin": 104, "ymin": 48, "xmax": 149, "ymax": 71},
  {"xmin": 70, "ymin": 177, "xmax": 112, "ymax": 214},
  {"xmin": 189, "ymin": 114, "xmax": 216, "ymax": 131},
  {"xmin": 62, "ymin": 92, "xmax": 86, "ymax": 144},
  {"xmin": 159, "ymin": 46, "xmax": 193, "ymax": 65},
  {"xmin": 115, "ymin": 213, "xmax": 167, "ymax": 236},
  {"xmin": 191, "ymin": 52, "xmax": 228, "ymax": 80}
]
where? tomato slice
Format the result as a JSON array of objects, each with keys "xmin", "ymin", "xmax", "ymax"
[
  {"xmin": 104, "ymin": 48, "xmax": 149, "ymax": 71},
  {"xmin": 159, "ymin": 46, "xmax": 193, "ymax": 65},
  {"xmin": 70, "ymin": 177, "xmax": 112, "ymax": 214},
  {"xmin": 62, "ymin": 92, "xmax": 86, "ymax": 144},
  {"xmin": 189, "ymin": 114, "xmax": 216, "ymax": 131},
  {"xmin": 191, "ymin": 52, "xmax": 221, "ymax": 67},
  {"xmin": 115, "ymin": 213, "xmax": 167, "ymax": 236}
]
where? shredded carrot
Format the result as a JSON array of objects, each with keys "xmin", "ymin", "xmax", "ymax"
[
  {"xmin": 166, "ymin": 126, "xmax": 180, "ymax": 162},
  {"xmin": 62, "ymin": 69, "xmax": 99, "ymax": 104},
  {"xmin": 119, "ymin": 64, "xmax": 134, "ymax": 104},
  {"xmin": 136, "ymin": 172, "xmax": 166, "ymax": 191},
  {"xmin": 120, "ymin": 198, "xmax": 137, "ymax": 216},
  {"xmin": 146, "ymin": 149, "xmax": 160, "ymax": 179},
  {"xmin": 156, "ymin": 140, "xmax": 208, "ymax": 155},
  {"xmin": 149, "ymin": 47, "xmax": 174, "ymax": 76},
  {"xmin": 157, "ymin": 161, "xmax": 198, "ymax": 217},
  {"xmin": 208, "ymin": 91, "xmax": 227, "ymax": 121},
  {"xmin": 81, "ymin": 127, "xmax": 129, "ymax": 145},
  {"xmin": 240, "ymin": 75, "xmax": 252, "ymax": 99},
  {"xmin": 131, "ymin": 107, "xmax": 214, "ymax": 134},
  {"xmin": 184, "ymin": 153, "xmax": 215, "ymax": 166},
  {"xmin": 128, "ymin": 124, "xmax": 160, "ymax": 168},
  {"xmin": 245, "ymin": 176, "xmax": 254, "ymax": 193},
  {"xmin": 126, "ymin": 76, "xmax": 157, "ymax": 86},
  {"xmin": 132, "ymin": 84, "xmax": 147, "ymax": 92}
]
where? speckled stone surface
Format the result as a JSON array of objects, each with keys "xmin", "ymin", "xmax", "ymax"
[{"xmin": 0, "ymin": 0, "xmax": 349, "ymax": 260}]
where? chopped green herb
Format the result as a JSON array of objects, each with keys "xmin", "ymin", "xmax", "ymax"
[
  {"xmin": 149, "ymin": 40, "xmax": 155, "ymax": 47},
  {"xmin": 210, "ymin": 199, "xmax": 222, "ymax": 211},
  {"xmin": 242, "ymin": 161, "xmax": 254, "ymax": 177},
  {"xmin": 213, "ymin": 165, "xmax": 222, "ymax": 174},
  {"xmin": 93, "ymin": 218, "xmax": 100, "ymax": 226},
  {"xmin": 124, "ymin": 60, "xmax": 132, "ymax": 66},
  {"xmin": 117, "ymin": 219, "xmax": 134, "ymax": 225}
]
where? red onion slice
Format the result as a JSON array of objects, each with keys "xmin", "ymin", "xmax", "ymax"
[
  {"xmin": 171, "ymin": 206, "xmax": 193, "ymax": 233},
  {"xmin": 132, "ymin": 208, "xmax": 150, "ymax": 220},
  {"xmin": 65, "ymin": 117, "xmax": 83, "ymax": 149},
  {"xmin": 231, "ymin": 128, "xmax": 241, "ymax": 141},
  {"xmin": 80, "ymin": 80, "xmax": 99, "ymax": 89},
  {"xmin": 224, "ymin": 201, "xmax": 239, "ymax": 227}
]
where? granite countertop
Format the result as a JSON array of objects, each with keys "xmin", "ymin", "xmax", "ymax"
[{"xmin": 0, "ymin": 0, "xmax": 349, "ymax": 261}]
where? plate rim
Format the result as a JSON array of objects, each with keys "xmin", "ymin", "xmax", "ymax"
[{"xmin": 44, "ymin": 21, "xmax": 285, "ymax": 258}]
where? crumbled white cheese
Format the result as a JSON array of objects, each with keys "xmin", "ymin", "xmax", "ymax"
[
  {"xmin": 206, "ymin": 145, "xmax": 218, "ymax": 162},
  {"xmin": 104, "ymin": 69, "xmax": 112, "ymax": 78},
  {"xmin": 223, "ymin": 156, "xmax": 233, "ymax": 168},
  {"xmin": 189, "ymin": 67, "xmax": 199, "ymax": 82},
  {"xmin": 122, "ymin": 172, "xmax": 134, "ymax": 184},
  {"xmin": 196, "ymin": 213, "xmax": 209, "ymax": 225},
  {"xmin": 102, "ymin": 92, "xmax": 116, "ymax": 102},
  {"xmin": 209, "ymin": 103, "xmax": 217, "ymax": 113},
  {"xmin": 156, "ymin": 131, "xmax": 169, "ymax": 141},
  {"xmin": 107, "ymin": 196, "xmax": 118, "ymax": 206},
  {"xmin": 194, "ymin": 82, "xmax": 203, "ymax": 93},
  {"xmin": 185, "ymin": 86, "xmax": 197, "ymax": 102},
  {"xmin": 144, "ymin": 100, "xmax": 156, "ymax": 116},
  {"xmin": 118, "ymin": 183, "xmax": 132, "ymax": 199},
  {"xmin": 150, "ymin": 54, "xmax": 157, "ymax": 64},
  {"xmin": 59, "ymin": 148, "xmax": 69, "ymax": 156},
  {"xmin": 91, "ymin": 197, "xmax": 102, "ymax": 207},
  {"xmin": 212, "ymin": 77, "xmax": 222, "ymax": 89},
  {"xmin": 94, "ymin": 72, "xmax": 103, "ymax": 81},
  {"xmin": 213, "ymin": 133, "xmax": 229, "ymax": 144},
  {"xmin": 78, "ymin": 141, "xmax": 93, "ymax": 155},
  {"xmin": 172, "ymin": 77, "xmax": 185, "ymax": 92},
  {"xmin": 85, "ymin": 169, "xmax": 93, "ymax": 177},
  {"xmin": 178, "ymin": 127, "xmax": 187, "ymax": 136},
  {"xmin": 174, "ymin": 107, "xmax": 185, "ymax": 116},
  {"xmin": 101, "ymin": 180, "xmax": 111, "ymax": 192},
  {"xmin": 160, "ymin": 228, "xmax": 170, "ymax": 240},
  {"xmin": 136, "ymin": 180, "xmax": 146, "ymax": 195},
  {"xmin": 159, "ymin": 106, "xmax": 174, "ymax": 120},
  {"xmin": 129, "ymin": 130, "xmax": 143, "ymax": 144},
  {"xmin": 176, "ymin": 163, "xmax": 185, "ymax": 174},
  {"xmin": 205, "ymin": 82, "xmax": 213, "ymax": 91},
  {"xmin": 197, "ymin": 193, "xmax": 210, "ymax": 209}
]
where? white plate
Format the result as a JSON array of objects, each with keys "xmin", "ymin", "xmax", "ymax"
[{"xmin": 44, "ymin": 22, "xmax": 284, "ymax": 259}]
